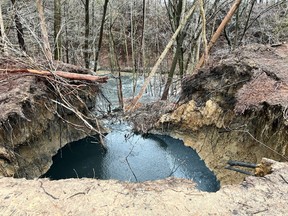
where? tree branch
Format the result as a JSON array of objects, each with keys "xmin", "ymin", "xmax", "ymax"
[{"xmin": 0, "ymin": 69, "xmax": 108, "ymax": 83}]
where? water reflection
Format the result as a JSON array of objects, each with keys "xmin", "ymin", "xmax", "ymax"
[{"xmin": 42, "ymin": 124, "xmax": 220, "ymax": 192}]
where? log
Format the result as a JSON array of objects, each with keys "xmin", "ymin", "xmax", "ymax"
[{"xmin": 0, "ymin": 68, "xmax": 108, "ymax": 83}]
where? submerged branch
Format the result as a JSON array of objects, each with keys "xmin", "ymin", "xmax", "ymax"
[{"xmin": 125, "ymin": 145, "xmax": 138, "ymax": 182}]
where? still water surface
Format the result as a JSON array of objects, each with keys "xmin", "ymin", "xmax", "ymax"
[{"xmin": 43, "ymin": 124, "xmax": 220, "ymax": 192}]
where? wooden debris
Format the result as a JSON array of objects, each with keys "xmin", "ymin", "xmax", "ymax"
[{"xmin": 0, "ymin": 68, "xmax": 108, "ymax": 83}]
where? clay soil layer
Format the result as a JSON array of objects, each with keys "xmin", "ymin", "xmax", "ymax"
[{"xmin": 153, "ymin": 44, "xmax": 288, "ymax": 185}]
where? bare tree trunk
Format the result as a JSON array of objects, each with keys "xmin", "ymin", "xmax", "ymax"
[
  {"xmin": 127, "ymin": 4, "xmax": 196, "ymax": 111},
  {"xmin": 108, "ymin": 26, "xmax": 124, "ymax": 109},
  {"xmin": 54, "ymin": 0, "xmax": 62, "ymax": 60},
  {"xmin": 64, "ymin": 3, "xmax": 69, "ymax": 63},
  {"xmin": 195, "ymin": 0, "xmax": 242, "ymax": 70},
  {"xmin": 141, "ymin": 0, "xmax": 147, "ymax": 72},
  {"xmin": 0, "ymin": 2, "xmax": 7, "ymax": 55},
  {"xmin": 130, "ymin": 1, "xmax": 138, "ymax": 96},
  {"xmin": 161, "ymin": 43, "xmax": 181, "ymax": 100},
  {"xmin": 199, "ymin": 0, "xmax": 208, "ymax": 62},
  {"xmin": 239, "ymin": 0, "xmax": 257, "ymax": 44},
  {"xmin": 84, "ymin": 0, "xmax": 90, "ymax": 68},
  {"xmin": 11, "ymin": 0, "xmax": 26, "ymax": 52},
  {"xmin": 94, "ymin": 0, "xmax": 109, "ymax": 72},
  {"xmin": 36, "ymin": 0, "xmax": 53, "ymax": 63},
  {"xmin": 161, "ymin": 0, "xmax": 186, "ymax": 100}
]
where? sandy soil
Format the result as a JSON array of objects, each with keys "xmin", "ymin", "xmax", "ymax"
[{"xmin": 0, "ymin": 158, "xmax": 287, "ymax": 215}]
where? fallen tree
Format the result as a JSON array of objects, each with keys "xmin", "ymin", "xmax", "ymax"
[{"xmin": 0, "ymin": 68, "xmax": 109, "ymax": 83}]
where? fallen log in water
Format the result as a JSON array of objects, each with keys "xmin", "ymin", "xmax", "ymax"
[{"xmin": 0, "ymin": 68, "xmax": 109, "ymax": 83}]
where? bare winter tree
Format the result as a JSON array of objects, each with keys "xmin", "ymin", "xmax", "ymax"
[
  {"xmin": 36, "ymin": 0, "xmax": 53, "ymax": 63},
  {"xmin": 0, "ymin": 1, "xmax": 7, "ymax": 55},
  {"xmin": 11, "ymin": 0, "xmax": 26, "ymax": 52},
  {"xmin": 161, "ymin": 0, "xmax": 188, "ymax": 100},
  {"xmin": 54, "ymin": 0, "xmax": 62, "ymax": 60},
  {"xmin": 94, "ymin": 0, "xmax": 109, "ymax": 72},
  {"xmin": 84, "ymin": 0, "xmax": 90, "ymax": 68}
]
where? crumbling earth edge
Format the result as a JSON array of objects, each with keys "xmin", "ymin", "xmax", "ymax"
[{"xmin": 0, "ymin": 158, "xmax": 287, "ymax": 215}]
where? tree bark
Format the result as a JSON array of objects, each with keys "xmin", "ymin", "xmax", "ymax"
[
  {"xmin": 161, "ymin": 43, "xmax": 182, "ymax": 100},
  {"xmin": 54, "ymin": 0, "xmax": 62, "ymax": 60},
  {"xmin": 0, "ymin": 2, "xmax": 7, "ymax": 55},
  {"xmin": 36, "ymin": 0, "xmax": 53, "ymax": 63},
  {"xmin": 93, "ymin": 0, "xmax": 109, "ymax": 72},
  {"xmin": 161, "ymin": 0, "xmax": 186, "ymax": 100},
  {"xmin": 11, "ymin": 0, "xmax": 26, "ymax": 52},
  {"xmin": 84, "ymin": 0, "xmax": 90, "ymax": 69},
  {"xmin": 64, "ymin": 3, "xmax": 69, "ymax": 63},
  {"xmin": 127, "ymin": 4, "xmax": 196, "ymax": 111},
  {"xmin": 195, "ymin": 0, "xmax": 242, "ymax": 70},
  {"xmin": 141, "ymin": 0, "xmax": 147, "ymax": 72},
  {"xmin": 0, "ymin": 69, "xmax": 108, "ymax": 83}
]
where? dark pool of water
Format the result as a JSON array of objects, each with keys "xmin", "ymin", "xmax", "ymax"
[{"xmin": 42, "ymin": 124, "xmax": 220, "ymax": 192}]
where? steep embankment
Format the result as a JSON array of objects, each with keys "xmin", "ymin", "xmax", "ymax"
[
  {"xmin": 156, "ymin": 44, "xmax": 288, "ymax": 185},
  {"xmin": 0, "ymin": 58, "xmax": 104, "ymax": 178}
]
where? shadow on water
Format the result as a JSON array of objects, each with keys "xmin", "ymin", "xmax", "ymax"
[{"xmin": 42, "ymin": 124, "xmax": 220, "ymax": 192}]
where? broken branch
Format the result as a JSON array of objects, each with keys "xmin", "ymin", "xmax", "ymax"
[{"xmin": 0, "ymin": 68, "xmax": 108, "ymax": 83}]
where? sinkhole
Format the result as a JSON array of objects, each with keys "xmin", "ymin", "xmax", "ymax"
[{"xmin": 42, "ymin": 124, "xmax": 220, "ymax": 192}]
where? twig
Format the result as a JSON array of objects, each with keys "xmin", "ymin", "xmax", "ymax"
[
  {"xmin": 67, "ymin": 192, "xmax": 86, "ymax": 199},
  {"xmin": 252, "ymin": 208, "xmax": 268, "ymax": 215},
  {"xmin": 168, "ymin": 159, "xmax": 186, "ymax": 177},
  {"xmin": 40, "ymin": 181, "xmax": 59, "ymax": 200},
  {"xmin": 279, "ymin": 174, "xmax": 288, "ymax": 184},
  {"xmin": 125, "ymin": 146, "xmax": 138, "ymax": 182},
  {"xmin": 73, "ymin": 168, "xmax": 79, "ymax": 178}
]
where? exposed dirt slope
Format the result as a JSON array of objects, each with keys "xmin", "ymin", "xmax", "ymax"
[
  {"xmin": 126, "ymin": 44, "xmax": 288, "ymax": 185},
  {"xmin": 0, "ymin": 158, "xmax": 287, "ymax": 215},
  {"xmin": 155, "ymin": 43, "xmax": 288, "ymax": 185},
  {"xmin": 0, "ymin": 57, "xmax": 103, "ymax": 178}
]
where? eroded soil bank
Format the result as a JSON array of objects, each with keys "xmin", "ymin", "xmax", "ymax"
[
  {"xmin": 0, "ymin": 158, "xmax": 287, "ymax": 215},
  {"xmin": 1, "ymin": 44, "xmax": 288, "ymax": 214},
  {"xmin": 130, "ymin": 43, "xmax": 288, "ymax": 185},
  {"xmin": 0, "ymin": 57, "xmax": 105, "ymax": 178}
]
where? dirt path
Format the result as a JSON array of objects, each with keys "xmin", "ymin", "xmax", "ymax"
[{"xmin": 0, "ymin": 158, "xmax": 287, "ymax": 215}]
